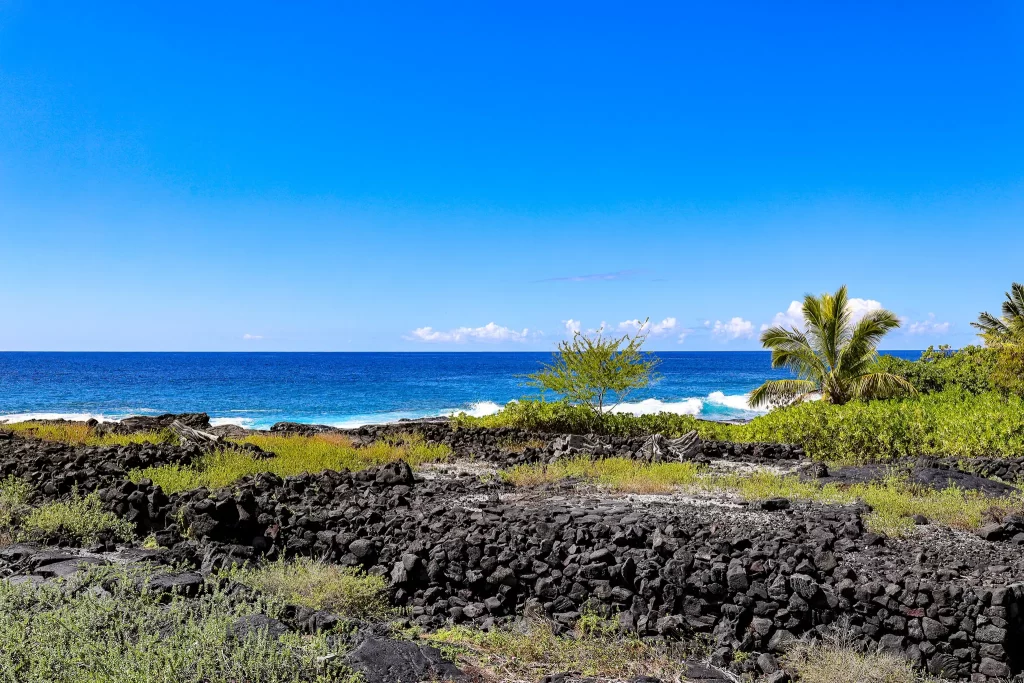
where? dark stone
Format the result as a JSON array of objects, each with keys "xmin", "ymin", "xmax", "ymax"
[
  {"xmin": 347, "ymin": 637, "xmax": 464, "ymax": 683},
  {"xmin": 375, "ymin": 462, "xmax": 415, "ymax": 487},
  {"xmin": 232, "ymin": 614, "xmax": 291, "ymax": 640}
]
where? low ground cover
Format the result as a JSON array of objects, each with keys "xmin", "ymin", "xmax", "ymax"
[
  {"xmin": 0, "ymin": 566, "xmax": 355, "ymax": 683},
  {"xmin": 231, "ymin": 557, "xmax": 391, "ymax": 620},
  {"xmin": 0, "ymin": 477, "xmax": 133, "ymax": 545},
  {"xmin": 0, "ymin": 421, "xmax": 176, "ymax": 447},
  {"xmin": 133, "ymin": 432, "xmax": 451, "ymax": 494},
  {"xmin": 429, "ymin": 613, "xmax": 700, "ymax": 683},
  {"xmin": 502, "ymin": 457, "xmax": 1023, "ymax": 537},
  {"xmin": 783, "ymin": 622, "xmax": 941, "ymax": 683},
  {"xmin": 459, "ymin": 390, "xmax": 1024, "ymax": 463}
]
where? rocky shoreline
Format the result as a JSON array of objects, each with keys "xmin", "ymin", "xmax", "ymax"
[{"xmin": 2, "ymin": 413, "xmax": 1023, "ymax": 681}]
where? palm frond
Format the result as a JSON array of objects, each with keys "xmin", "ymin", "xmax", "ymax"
[
  {"xmin": 852, "ymin": 372, "xmax": 916, "ymax": 401},
  {"xmin": 748, "ymin": 379, "xmax": 819, "ymax": 409}
]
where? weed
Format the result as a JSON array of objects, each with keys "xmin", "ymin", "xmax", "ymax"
[
  {"xmin": 231, "ymin": 558, "xmax": 391, "ymax": 620},
  {"xmin": 0, "ymin": 421, "xmax": 176, "ymax": 447},
  {"xmin": 19, "ymin": 489, "xmax": 135, "ymax": 545},
  {"xmin": 784, "ymin": 622, "xmax": 940, "ymax": 683},
  {"xmin": 133, "ymin": 432, "xmax": 451, "ymax": 494}
]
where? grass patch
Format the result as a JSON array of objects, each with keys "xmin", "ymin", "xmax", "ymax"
[
  {"xmin": 133, "ymin": 432, "xmax": 451, "ymax": 494},
  {"xmin": 0, "ymin": 476, "xmax": 33, "ymax": 545},
  {"xmin": 0, "ymin": 565, "xmax": 356, "ymax": 683},
  {"xmin": 231, "ymin": 558, "xmax": 391, "ymax": 620},
  {"xmin": 783, "ymin": 622, "xmax": 940, "ymax": 683},
  {"xmin": 503, "ymin": 457, "xmax": 1023, "ymax": 537},
  {"xmin": 428, "ymin": 614, "xmax": 697, "ymax": 683},
  {"xmin": 20, "ymin": 489, "xmax": 135, "ymax": 545},
  {"xmin": 456, "ymin": 391, "xmax": 1024, "ymax": 463},
  {"xmin": 0, "ymin": 421, "xmax": 176, "ymax": 447}
]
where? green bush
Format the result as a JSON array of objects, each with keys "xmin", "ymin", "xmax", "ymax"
[
  {"xmin": 20, "ymin": 489, "xmax": 135, "ymax": 545},
  {"xmin": 460, "ymin": 391, "xmax": 1024, "ymax": 463},
  {"xmin": 992, "ymin": 345, "xmax": 1024, "ymax": 397},
  {"xmin": 875, "ymin": 346, "xmax": 996, "ymax": 395},
  {"xmin": 0, "ymin": 566, "xmax": 355, "ymax": 683}
]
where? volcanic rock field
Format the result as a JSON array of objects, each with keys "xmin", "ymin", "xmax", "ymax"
[{"xmin": 2, "ymin": 414, "xmax": 1023, "ymax": 682}]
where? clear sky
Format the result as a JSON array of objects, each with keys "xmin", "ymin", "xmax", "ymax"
[{"xmin": 1, "ymin": 2, "xmax": 1021, "ymax": 351}]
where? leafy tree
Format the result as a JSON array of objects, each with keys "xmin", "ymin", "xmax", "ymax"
[
  {"xmin": 875, "ymin": 345, "xmax": 996, "ymax": 395},
  {"xmin": 992, "ymin": 345, "xmax": 1024, "ymax": 397},
  {"xmin": 750, "ymin": 285, "xmax": 915, "ymax": 407},
  {"xmin": 972, "ymin": 282, "xmax": 1024, "ymax": 345},
  {"xmin": 528, "ymin": 321, "xmax": 660, "ymax": 417}
]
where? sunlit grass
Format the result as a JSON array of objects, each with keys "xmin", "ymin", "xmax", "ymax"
[
  {"xmin": 502, "ymin": 457, "xmax": 1023, "ymax": 537},
  {"xmin": 231, "ymin": 558, "xmax": 391, "ymax": 620},
  {"xmin": 0, "ymin": 421, "xmax": 176, "ymax": 447},
  {"xmin": 428, "ymin": 613, "xmax": 699, "ymax": 683},
  {"xmin": 133, "ymin": 432, "xmax": 451, "ymax": 494}
]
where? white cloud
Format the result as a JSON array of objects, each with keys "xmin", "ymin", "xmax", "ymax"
[
  {"xmin": 616, "ymin": 317, "xmax": 677, "ymax": 336},
  {"xmin": 762, "ymin": 301, "xmax": 804, "ymax": 331},
  {"xmin": 762, "ymin": 297, "xmax": 885, "ymax": 332},
  {"xmin": 677, "ymin": 329, "xmax": 692, "ymax": 344},
  {"xmin": 242, "ymin": 334, "xmax": 263, "ymax": 340},
  {"xmin": 711, "ymin": 317, "xmax": 755, "ymax": 340},
  {"xmin": 563, "ymin": 319, "xmax": 581, "ymax": 335},
  {"xmin": 847, "ymin": 297, "xmax": 883, "ymax": 322},
  {"xmin": 406, "ymin": 322, "xmax": 530, "ymax": 344},
  {"xmin": 906, "ymin": 313, "xmax": 951, "ymax": 335}
]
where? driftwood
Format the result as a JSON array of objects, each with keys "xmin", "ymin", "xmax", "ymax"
[
  {"xmin": 169, "ymin": 420, "xmax": 222, "ymax": 447},
  {"xmin": 635, "ymin": 430, "xmax": 701, "ymax": 463}
]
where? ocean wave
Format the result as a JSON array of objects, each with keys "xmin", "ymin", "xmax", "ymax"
[
  {"xmin": 448, "ymin": 401, "xmax": 503, "ymax": 418},
  {"xmin": 209, "ymin": 417, "xmax": 259, "ymax": 428},
  {"xmin": 0, "ymin": 411, "xmax": 123, "ymax": 424},
  {"xmin": 704, "ymin": 391, "xmax": 767, "ymax": 413}
]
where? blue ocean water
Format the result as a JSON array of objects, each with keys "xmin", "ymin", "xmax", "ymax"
[{"xmin": 0, "ymin": 352, "xmax": 923, "ymax": 429}]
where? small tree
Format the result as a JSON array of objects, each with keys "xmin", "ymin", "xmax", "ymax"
[
  {"xmin": 972, "ymin": 282, "xmax": 1024, "ymax": 346},
  {"xmin": 528, "ymin": 320, "xmax": 660, "ymax": 417}
]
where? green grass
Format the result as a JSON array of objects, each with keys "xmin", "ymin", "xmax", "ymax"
[
  {"xmin": 783, "ymin": 621, "xmax": 941, "ymax": 683},
  {"xmin": 0, "ymin": 565, "xmax": 356, "ymax": 683},
  {"xmin": 0, "ymin": 476, "xmax": 33, "ymax": 545},
  {"xmin": 231, "ymin": 558, "xmax": 391, "ymax": 620},
  {"xmin": 19, "ymin": 488, "xmax": 135, "ymax": 545},
  {"xmin": 457, "ymin": 390, "xmax": 1024, "ymax": 463},
  {"xmin": 0, "ymin": 421, "xmax": 177, "ymax": 447},
  {"xmin": 502, "ymin": 457, "xmax": 1023, "ymax": 537},
  {"xmin": 133, "ymin": 432, "xmax": 451, "ymax": 494},
  {"xmin": 429, "ymin": 613, "xmax": 700, "ymax": 683}
]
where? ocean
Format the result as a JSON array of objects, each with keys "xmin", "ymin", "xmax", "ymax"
[{"xmin": 0, "ymin": 351, "xmax": 923, "ymax": 429}]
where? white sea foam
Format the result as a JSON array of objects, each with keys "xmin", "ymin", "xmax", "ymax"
[
  {"xmin": 610, "ymin": 398, "xmax": 705, "ymax": 416},
  {"xmin": 704, "ymin": 391, "xmax": 767, "ymax": 413},
  {"xmin": 0, "ymin": 412, "xmax": 122, "ymax": 424},
  {"xmin": 209, "ymin": 417, "xmax": 259, "ymax": 428},
  {"xmin": 450, "ymin": 401, "xmax": 503, "ymax": 418}
]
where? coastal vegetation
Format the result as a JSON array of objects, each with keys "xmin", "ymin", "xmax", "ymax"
[
  {"xmin": 231, "ymin": 558, "xmax": 391, "ymax": 620},
  {"xmin": 527, "ymin": 319, "xmax": 659, "ymax": 418},
  {"xmin": 131, "ymin": 432, "xmax": 450, "ymax": 494},
  {"xmin": 0, "ymin": 566, "xmax": 356, "ymax": 683},
  {"xmin": 0, "ymin": 477, "xmax": 133, "ymax": 545},
  {"xmin": 750, "ymin": 285, "xmax": 913, "ymax": 407},
  {"xmin": 0, "ymin": 421, "xmax": 176, "ymax": 446},
  {"xmin": 456, "ymin": 390, "xmax": 1024, "ymax": 463},
  {"xmin": 500, "ymin": 456, "xmax": 1022, "ymax": 537}
]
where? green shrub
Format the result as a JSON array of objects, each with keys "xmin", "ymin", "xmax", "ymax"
[
  {"xmin": 992, "ymin": 345, "xmax": 1024, "ymax": 397},
  {"xmin": 0, "ymin": 421, "xmax": 177, "ymax": 447},
  {"xmin": 134, "ymin": 432, "xmax": 451, "ymax": 494},
  {"xmin": 0, "ymin": 476, "xmax": 33, "ymax": 544},
  {"xmin": 462, "ymin": 391, "xmax": 1024, "ymax": 463},
  {"xmin": 875, "ymin": 346, "xmax": 996, "ymax": 395},
  {"xmin": 0, "ymin": 566, "xmax": 355, "ymax": 683},
  {"xmin": 20, "ymin": 489, "xmax": 134, "ymax": 545},
  {"xmin": 231, "ymin": 558, "xmax": 391, "ymax": 620}
]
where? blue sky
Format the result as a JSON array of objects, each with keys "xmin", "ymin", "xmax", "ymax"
[{"xmin": 1, "ymin": 2, "xmax": 1021, "ymax": 351}]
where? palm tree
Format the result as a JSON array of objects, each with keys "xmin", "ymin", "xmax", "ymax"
[
  {"xmin": 749, "ymin": 285, "xmax": 915, "ymax": 408},
  {"xmin": 971, "ymin": 282, "xmax": 1024, "ymax": 346}
]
